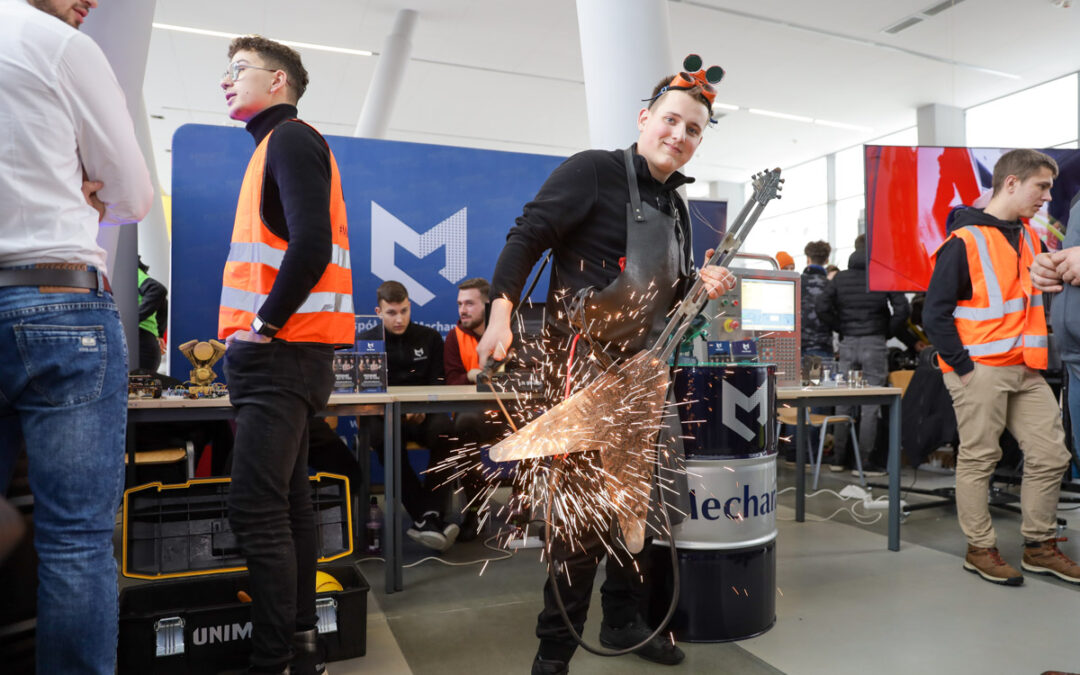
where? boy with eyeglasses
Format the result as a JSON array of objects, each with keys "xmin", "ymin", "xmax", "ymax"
[{"xmin": 218, "ymin": 35, "xmax": 354, "ymax": 675}]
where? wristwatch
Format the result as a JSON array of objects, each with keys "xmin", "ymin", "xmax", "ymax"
[{"xmin": 251, "ymin": 315, "xmax": 279, "ymax": 338}]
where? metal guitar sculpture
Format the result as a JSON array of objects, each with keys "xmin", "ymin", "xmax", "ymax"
[{"xmin": 489, "ymin": 167, "xmax": 783, "ymax": 553}]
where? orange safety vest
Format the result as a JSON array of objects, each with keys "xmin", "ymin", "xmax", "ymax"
[
  {"xmin": 454, "ymin": 325, "xmax": 480, "ymax": 373},
  {"xmin": 932, "ymin": 223, "xmax": 1047, "ymax": 373},
  {"xmin": 218, "ymin": 120, "xmax": 354, "ymax": 346}
]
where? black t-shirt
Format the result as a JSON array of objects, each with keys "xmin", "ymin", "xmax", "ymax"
[{"xmin": 359, "ymin": 322, "xmax": 445, "ymax": 386}]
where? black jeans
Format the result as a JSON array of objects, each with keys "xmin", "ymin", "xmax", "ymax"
[
  {"xmin": 137, "ymin": 328, "xmax": 160, "ymax": 372},
  {"xmin": 536, "ymin": 510, "xmax": 653, "ymax": 662},
  {"xmin": 224, "ymin": 340, "xmax": 334, "ymax": 672},
  {"xmin": 362, "ymin": 413, "xmax": 453, "ymax": 522},
  {"xmin": 534, "ymin": 334, "xmax": 655, "ymax": 663}
]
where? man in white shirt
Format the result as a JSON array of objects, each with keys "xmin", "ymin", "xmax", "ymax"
[{"xmin": 0, "ymin": 1, "xmax": 152, "ymax": 673}]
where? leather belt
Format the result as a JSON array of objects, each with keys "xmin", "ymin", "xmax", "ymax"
[{"xmin": 0, "ymin": 264, "xmax": 112, "ymax": 294}]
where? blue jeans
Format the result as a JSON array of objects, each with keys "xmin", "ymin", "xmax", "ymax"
[{"xmin": 0, "ymin": 277, "xmax": 127, "ymax": 675}]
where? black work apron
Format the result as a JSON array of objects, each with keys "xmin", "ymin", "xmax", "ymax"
[
  {"xmin": 568, "ymin": 147, "xmax": 687, "ymax": 354},
  {"xmin": 558, "ymin": 147, "xmax": 692, "ymax": 536}
]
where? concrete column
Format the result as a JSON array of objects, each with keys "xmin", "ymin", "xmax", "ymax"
[
  {"xmin": 355, "ymin": 9, "xmax": 418, "ymax": 139},
  {"xmin": 83, "ymin": 1, "xmax": 158, "ymax": 369},
  {"xmin": 576, "ymin": 0, "xmax": 672, "ymax": 150},
  {"xmin": 917, "ymin": 103, "xmax": 966, "ymax": 146},
  {"xmin": 826, "ymin": 153, "xmax": 837, "ymax": 262}
]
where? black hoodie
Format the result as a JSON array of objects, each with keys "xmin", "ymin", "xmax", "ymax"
[
  {"xmin": 923, "ymin": 206, "xmax": 1045, "ymax": 376},
  {"xmin": 815, "ymin": 249, "xmax": 909, "ymax": 339}
]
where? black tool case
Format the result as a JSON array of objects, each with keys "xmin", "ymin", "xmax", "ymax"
[{"xmin": 117, "ymin": 473, "xmax": 367, "ymax": 673}]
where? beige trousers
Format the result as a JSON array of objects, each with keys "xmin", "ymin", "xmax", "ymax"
[{"xmin": 942, "ymin": 363, "xmax": 1070, "ymax": 547}]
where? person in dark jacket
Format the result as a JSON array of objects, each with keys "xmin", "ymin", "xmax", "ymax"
[
  {"xmin": 817, "ymin": 236, "xmax": 910, "ymax": 474},
  {"xmin": 359, "ymin": 280, "xmax": 458, "ymax": 552},
  {"xmin": 801, "ymin": 240, "xmax": 833, "ymax": 358},
  {"xmin": 136, "ymin": 256, "xmax": 168, "ymax": 372}
]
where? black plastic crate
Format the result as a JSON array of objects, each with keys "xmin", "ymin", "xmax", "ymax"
[
  {"xmin": 122, "ymin": 473, "xmax": 352, "ymax": 579},
  {"xmin": 117, "ymin": 562, "xmax": 367, "ymax": 674}
]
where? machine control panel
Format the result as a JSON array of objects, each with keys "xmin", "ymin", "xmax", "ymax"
[{"xmin": 705, "ymin": 268, "xmax": 801, "ymax": 386}]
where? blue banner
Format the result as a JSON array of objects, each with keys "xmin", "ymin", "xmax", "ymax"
[{"xmin": 170, "ymin": 124, "xmax": 565, "ymax": 380}]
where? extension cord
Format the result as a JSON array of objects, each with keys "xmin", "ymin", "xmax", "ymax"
[
  {"xmin": 839, "ymin": 485, "xmax": 869, "ymax": 500},
  {"xmin": 507, "ymin": 535, "xmax": 543, "ymax": 549},
  {"xmin": 863, "ymin": 497, "xmax": 907, "ymax": 510}
]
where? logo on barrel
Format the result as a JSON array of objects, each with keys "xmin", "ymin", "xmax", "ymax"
[
  {"xmin": 688, "ymin": 486, "xmax": 776, "ymax": 521},
  {"xmin": 721, "ymin": 380, "xmax": 768, "ymax": 442}
]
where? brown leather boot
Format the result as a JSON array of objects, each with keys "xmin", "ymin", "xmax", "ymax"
[
  {"xmin": 1022, "ymin": 537, "xmax": 1080, "ymax": 584},
  {"xmin": 963, "ymin": 545, "xmax": 1023, "ymax": 586}
]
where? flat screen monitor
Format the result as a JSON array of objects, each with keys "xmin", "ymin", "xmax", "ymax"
[{"xmin": 740, "ymin": 277, "xmax": 796, "ymax": 332}]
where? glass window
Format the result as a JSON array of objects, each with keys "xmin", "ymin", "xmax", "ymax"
[
  {"xmin": 744, "ymin": 205, "xmax": 827, "ymax": 268},
  {"xmin": 756, "ymin": 158, "xmax": 826, "ymax": 218},
  {"xmin": 966, "ymin": 74, "xmax": 1079, "ymax": 149},
  {"xmin": 835, "ymin": 146, "xmax": 865, "ymax": 201},
  {"xmin": 834, "ymin": 195, "xmax": 865, "ymax": 265}
]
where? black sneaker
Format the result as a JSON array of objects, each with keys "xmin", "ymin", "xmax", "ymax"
[
  {"xmin": 407, "ymin": 511, "xmax": 458, "ymax": 551},
  {"xmin": 291, "ymin": 628, "xmax": 327, "ymax": 675},
  {"xmin": 531, "ymin": 656, "xmax": 569, "ymax": 675},
  {"xmin": 598, "ymin": 617, "xmax": 684, "ymax": 665}
]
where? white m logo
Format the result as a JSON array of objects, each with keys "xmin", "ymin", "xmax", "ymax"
[
  {"xmin": 721, "ymin": 380, "xmax": 768, "ymax": 442},
  {"xmin": 370, "ymin": 201, "xmax": 467, "ymax": 306}
]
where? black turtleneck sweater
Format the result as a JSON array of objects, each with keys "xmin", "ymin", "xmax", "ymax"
[
  {"xmin": 243, "ymin": 103, "xmax": 333, "ymax": 331},
  {"xmin": 489, "ymin": 145, "xmax": 695, "ymax": 315}
]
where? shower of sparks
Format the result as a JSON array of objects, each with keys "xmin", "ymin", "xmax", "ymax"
[
  {"xmin": 426, "ymin": 166, "xmax": 782, "ymax": 561},
  {"xmin": 426, "ymin": 289, "xmax": 692, "ymax": 557}
]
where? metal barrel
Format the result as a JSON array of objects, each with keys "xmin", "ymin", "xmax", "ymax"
[{"xmin": 650, "ymin": 364, "xmax": 777, "ymax": 642}]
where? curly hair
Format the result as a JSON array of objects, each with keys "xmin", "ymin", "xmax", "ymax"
[
  {"xmin": 228, "ymin": 35, "xmax": 309, "ymax": 102},
  {"xmin": 804, "ymin": 240, "xmax": 831, "ymax": 265}
]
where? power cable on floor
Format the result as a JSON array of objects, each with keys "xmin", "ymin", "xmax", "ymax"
[
  {"xmin": 355, "ymin": 530, "xmax": 516, "ymax": 569},
  {"xmin": 776, "ymin": 486, "xmax": 883, "ymax": 524}
]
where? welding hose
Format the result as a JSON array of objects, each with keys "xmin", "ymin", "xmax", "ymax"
[
  {"xmin": 542, "ymin": 446, "xmax": 681, "ymax": 658},
  {"xmin": 540, "ymin": 346, "xmax": 682, "ymax": 659},
  {"xmin": 478, "ymin": 285, "xmax": 682, "ymax": 658}
]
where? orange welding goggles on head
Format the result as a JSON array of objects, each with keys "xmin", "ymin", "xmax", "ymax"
[{"xmin": 667, "ymin": 54, "xmax": 725, "ymax": 105}]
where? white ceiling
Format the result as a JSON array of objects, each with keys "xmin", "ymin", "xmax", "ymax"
[{"xmin": 144, "ymin": 0, "xmax": 1080, "ymax": 191}]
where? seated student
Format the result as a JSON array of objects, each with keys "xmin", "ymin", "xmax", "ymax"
[
  {"xmin": 444, "ymin": 277, "xmax": 490, "ymax": 386},
  {"xmin": 443, "ymin": 277, "xmax": 505, "ymax": 540},
  {"xmin": 359, "ymin": 281, "xmax": 458, "ymax": 551}
]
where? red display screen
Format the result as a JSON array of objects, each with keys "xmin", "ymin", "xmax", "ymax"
[{"xmin": 864, "ymin": 145, "xmax": 1080, "ymax": 292}]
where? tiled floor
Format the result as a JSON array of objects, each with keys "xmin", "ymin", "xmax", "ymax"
[{"xmin": 327, "ymin": 464, "xmax": 1080, "ymax": 675}]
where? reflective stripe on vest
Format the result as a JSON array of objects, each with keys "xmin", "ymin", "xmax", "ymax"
[
  {"xmin": 226, "ymin": 241, "xmax": 353, "ymax": 271},
  {"xmin": 454, "ymin": 325, "xmax": 480, "ymax": 373},
  {"xmin": 932, "ymin": 223, "xmax": 1047, "ymax": 372},
  {"xmin": 217, "ymin": 120, "xmax": 354, "ymax": 346}
]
